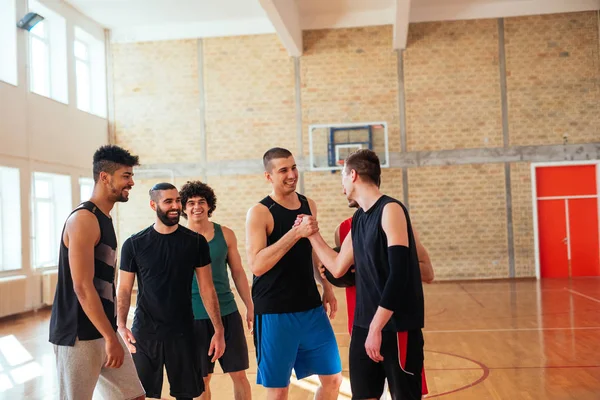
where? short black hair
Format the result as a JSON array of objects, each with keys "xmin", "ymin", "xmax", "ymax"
[
  {"xmin": 92, "ymin": 145, "xmax": 140, "ymax": 182},
  {"xmin": 149, "ymin": 182, "xmax": 177, "ymax": 202},
  {"xmin": 263, "ymin": 147, "xmax": 293, "ymax": 172},
  {"xmin": 345, "ymin": 149, "xmax": 381, "ymax": 186},
  {"xmin": 179, "ymin": 181, "xmax": 217, "ymax": 219}
]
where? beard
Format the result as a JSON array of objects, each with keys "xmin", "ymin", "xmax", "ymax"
[
  {"xmin": 111, "ymin": 184, "xmax": 131, "ymax": 202},
  {"xmin": 157, "ymin": 206, "xmax": 180, "ymax": 226}
]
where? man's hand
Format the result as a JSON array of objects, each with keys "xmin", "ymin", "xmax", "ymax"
[
  {"xmin": 118, "ymin": 326, "xmax": 137, "ymax": 353},
  {"xmin": 208, "ymin": 330, "xmax": 226, "ymax": 363},
  {"xmin": 365, "ymin": 326, "xmax": 384, "ymax": 363},
  {"xmin": 246, "ymin": 306, "xmax": 254, "ymax": 334},
  {"xmin": 322, "ymin": 288, "xmax": 338, "ymax": 319},
  {"xmin": 104, "ymin": 334, "xmax": 125, "ymax": 368},
  {"xmin": 294, "ymin": 214, "xmax": 319, "ymax": 237}
]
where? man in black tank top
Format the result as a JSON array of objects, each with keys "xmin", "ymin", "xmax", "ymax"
[
  {"xmin": 49, "ymin": 145, "xmax": 145, "ymax": 400},
  {"xmin": 245, "ymin": 148, "xmax": 342, "ymax": 399},
  {"xmin": 299, "ymin": 149, "xmax": 426, "ymax": 400}
]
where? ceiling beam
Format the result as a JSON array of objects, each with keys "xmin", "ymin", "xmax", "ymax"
[
  {"xmin": 259, "ymin": 0, "xmax": 302, "ymax": 56},
  {"xmin": 393, "ymin": 0, "xmax": 412, "ymax": 50}
]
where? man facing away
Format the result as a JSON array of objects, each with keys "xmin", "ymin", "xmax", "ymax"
[
  {"xmin": 300, "ymin": 149, "xmax": 426, "ymax": 400},
  {"xmin": 245, "ymin": 147, "xmax": 343, "ymax": 400},
  {"xmin": 117, "ymin": 183, "xmax": 225, "ymax": 400},
  {"xmin": 49, "ymin": 144, "xmax": 145, "ymax": 400},
  {"xmin": 180, "ymin": 180, "xmax": 253, "ymax": 400}
]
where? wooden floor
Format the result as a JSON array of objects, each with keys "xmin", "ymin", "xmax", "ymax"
[{"xmin": 1, "ymin": 278, "xmax": 600, "ymax": 399}]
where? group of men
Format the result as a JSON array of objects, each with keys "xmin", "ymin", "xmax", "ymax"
[{"xmin": 49, "ymin": 144, "xmax": 433, "ymax": 400}]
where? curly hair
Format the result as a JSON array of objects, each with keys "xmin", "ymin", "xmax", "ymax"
[
  {"xmin": 92, "ymin": 145, "xmax": 140, "ymax": 182},
  {"xmin": 179, "ymin": 180, "xmax": 217, "ymax": 218}
]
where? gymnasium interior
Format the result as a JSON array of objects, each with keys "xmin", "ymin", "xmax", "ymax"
[{"xmin": 0, "ymin": 0, "xmax": 599, "ymax": 398}]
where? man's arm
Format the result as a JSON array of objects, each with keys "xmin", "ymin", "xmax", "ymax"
[
  {"xmin": 195, "ymin": 264, "xmax": 225, "ymax": 362},
  {"xmin": 116, "ymin": 270, "xmax": 137, "ymax": 352},
  {"xmin": 334, "ymin": 224, "xmax": 341, "ymax": 248},
  {"xmin": 223, "ymin": 226, "xmax": 254, "ymax": 331},
  {"xmin": 415, "ymin": 230, "xmax": 434, "ymax": 283},
  {"xmin": 365, "ymin": 202, "xmax": 409, "ymax": 362},
  {"xmin": 245, "ymin": 204, "xmax": 315, "ymax": 276},
  {"xmin": 306, "ymin": 220, "xmax": 354, "ymax": 279},
  {"xmin": 67, "ymin": 212, "xmax": 123, "ymax": 367},
  {"xmin": 369, "ymin": 202, "xmax": 409, "ymax": 330}
]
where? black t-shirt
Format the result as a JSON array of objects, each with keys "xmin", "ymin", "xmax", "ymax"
[
  {"xmin": 352, "ymin": 195, "xmax": 424, "ymax": 332},
  {"xmin": 120, "ymin": 225, "xmax": 211, "ymax": 340}
]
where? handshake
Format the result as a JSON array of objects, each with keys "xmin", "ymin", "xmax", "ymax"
[{"xmin": 293, "ymin": 214, "xmax": 320, "ymax": 238}]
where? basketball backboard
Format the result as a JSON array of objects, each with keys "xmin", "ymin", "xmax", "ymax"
[{"xmin": 308, "ymin": 121, "xmax": 389, "ymax": 171}]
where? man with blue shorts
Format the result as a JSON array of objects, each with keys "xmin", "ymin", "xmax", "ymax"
[{"xmin": 245, "ymin": 147, "xmax": 342, "ymax": 400}]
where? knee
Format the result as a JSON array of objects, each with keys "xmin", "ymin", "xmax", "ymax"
[
  {"xmin": 320, "ymin": 373, "xmax": 342, "ymax": 390},
  {"xmin": 229, "ymin": 370, "xmax": 249, "ymax": 383},
  {"xmin": 204, "ymin": 374, "xmax": 212, "ymax": 385}
]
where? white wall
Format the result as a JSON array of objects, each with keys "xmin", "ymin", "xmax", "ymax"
[{"xmin": 0, "ymin": 0, "xmax": 108, "ymax": 313}]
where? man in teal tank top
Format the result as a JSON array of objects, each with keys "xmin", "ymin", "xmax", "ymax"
[{"xmin": 180, "ymin": 181, "xmax": 253, "ymax": 400}]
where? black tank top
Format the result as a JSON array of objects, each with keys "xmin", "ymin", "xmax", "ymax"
[
  {"xmin": 49, "ymin": 201, "xmax": 118, "ymax": 345},
  {"xmin": 252, "ymin": 193, "xmax": 322, "ymax": 314},
  {"xmin": 352, "ymin": 195, "xmax": 424, "ymax": 331}
]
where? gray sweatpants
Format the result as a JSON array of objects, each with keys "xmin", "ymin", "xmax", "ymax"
[{"xmin": 54, "ymin": 334, "xmax": 145, "ymax": 400}]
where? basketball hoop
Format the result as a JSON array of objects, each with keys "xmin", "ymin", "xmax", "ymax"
[{"xmin": 336, "ymin": 160, "xmax": 345, "ymax": 166}]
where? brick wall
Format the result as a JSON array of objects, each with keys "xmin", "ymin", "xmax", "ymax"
[
  {"xmin": 404, "ymin": 19, "xmax": 503, "ymax": 151},
  {"xmin": 510, "ymin": 162, "xmax": 536, "ymax": 277},
  {"xmin": 112, "ymin": 12, "xmax": 600, "ymax": 280},
  {"xmin": 408, "ymin": 164, "xmax": 509, "ymax": 279},
  {"xmin": 112, "ymin": 40, "xmax": 202, "ymax": 164},
  {"xmin": 505, "ymin": 12, "xmax": 600, "ymax": 146},
  {"xmin": 203, "ymin": 35, "xmax": 297, "ymax": 161}
]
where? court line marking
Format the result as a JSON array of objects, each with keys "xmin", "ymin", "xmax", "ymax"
[
  {"xmin": 424, "ymin": 326, "xmax": 600, "ymax": 333},
  {"xmin": 564, "ymin": 288, "xmax": 600, "ymax": 304}
]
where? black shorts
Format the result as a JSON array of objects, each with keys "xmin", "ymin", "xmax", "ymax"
[
  {"xmin": 194, "ymin": 310, "xmax": 249, "ymax": 376},
  {"xmin": 349, "ymin": 326, "xmax": 424, "ymax": 400},
  {"xmin": 131, "ymin": 333, "xmax": 203, "ymax": 398}
]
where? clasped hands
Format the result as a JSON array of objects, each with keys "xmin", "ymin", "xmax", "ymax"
[{"xmin": 293, "ymin": 214, "xmax": 319, "ymax": 238}]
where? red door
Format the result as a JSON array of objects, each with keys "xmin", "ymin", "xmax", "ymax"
[
  {"xmin": 538, "ymin": 200, "xmax": 569, "ymax": 278},
  {"xmin": 569, "ymin": 198, "xmax": 600, "ymax": 277},
  {"xmin": 537, "ymin": 165, "xmax": 599, "ymax": 278}
]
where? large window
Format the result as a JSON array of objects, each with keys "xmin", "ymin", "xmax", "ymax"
[
  {"xmin": 31, "ymin": 172, "xmax": 71, "ymax": 268},
  {"xmin": 0, "ymin": 0, "xmax": 18, "ymax": 85},
  {"xmin": 74, "ymin": 26, "xmax": 106, "ymax": 117},
  {"xmin": 79, "ymin": 177, "xmax": 94, "ymax": 203},
  {"xmin": 0, "ymin": 167, "xmax": 21, "ymax": 272},
  {"xmin": 28, "ymin": 0, "xmax": 68, "ymax": 103}
]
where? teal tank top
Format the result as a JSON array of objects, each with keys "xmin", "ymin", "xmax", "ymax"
[{"xmin": 191, "ymin": 223, "xmax": 238, "ymax": 320}]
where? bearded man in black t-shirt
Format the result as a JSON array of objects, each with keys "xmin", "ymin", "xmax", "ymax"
[{"xmin": 117, "ymin": 183, "xmax": 225, "ymax": 400}]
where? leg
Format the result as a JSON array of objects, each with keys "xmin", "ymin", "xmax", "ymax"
[
  {"xmin": 349, "ymin": 326, "xmax": 386, "ymax": 400},
  {"xmin": 164, "ymin": 334, "xmax": 204, "ymax": 399},
  {"xmin": 131, "ymin": 337, "xmax": 165, "ymax": 399},
  {"xmin": 198, "ymin": 374, "xmax": 212, "ymax": 400},
  {"xmin": 253, "ymin": 313, "xmax": 299, "ymax": 390},
  {"xmin": 266, "ymin": 387, "xmax": 289, "ymax": 400},
  {"xmin": 219, "ymin": 312, "xmax": 251, "ymax": 400},
  {"xmin": 292, "ymin": 307, "xmax": 342, "ymax": 397},
  {"xmin": 229, "ymin": 371, "xmax": 252, "ymax": 400},
  {"xmin": 194, "ymin": 319, "xmax": 216, "ymax": 400},
  {"xmin": 382, "ymin": 330, "xmax": 423, "ymax": 400},
  {"xmin": 315, "ymin": 373, "xmax": 343, "ymax": 400},
  {"xmin": 54, "ymin": 339, "xmax": 103, "ymax": 400},
  {"xmin": 97, "ymin": 334, "xmax": 146, "ymax": 399}
]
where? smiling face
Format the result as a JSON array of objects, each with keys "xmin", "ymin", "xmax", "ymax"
[
  {"xmin": 151, "ymin": 188, "xmax": 182, "ymax": 226},
  {"xmin": 184, "ymin": 196, "xmax": 210, "ymax": 224},
  {"xmin": 99, "ymin": 165, "xmax": 135, "ymax": 202},
  {"xmin": 265, "ymin": 156, "xmax": 298, "ymax": 196}
]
